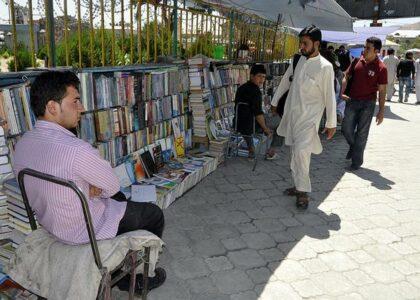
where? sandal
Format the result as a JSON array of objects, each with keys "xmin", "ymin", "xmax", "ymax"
[
  {"xmin": 296, "ymin": 193, "xmax": 309, "ymax": 210},
  {"xmin": 283, "ymin": 187, "xmax": 299, "ymax": 196}
]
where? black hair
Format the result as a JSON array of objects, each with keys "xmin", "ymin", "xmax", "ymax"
[
  {"xmin": 299, "ymin": 25, "xmax": 322, "ymax": 43},
  {"xmin": 387, "ymin": 48, "xmax": 395, "ymax": 55},
  {"xmin": 30, "ymin": 70, "xmax": 80, "ymax": 118},
  {"xmin": 339, "ymin": 45, "xmax": 345, "ymax": 49},
  {"xmin": 406, "ymin": 51, "xmax": 413, "ymax": 59},
  {"xmin": 366, "ymin": 37, "xmax": 382, "ymax": 51},
  {"xmin": 250, "ymin": 64, "xmax": 266, "ymax": 76},
  {"xmin": 327, "ymin": 45, "xmax": 335, "ymax": 51}
]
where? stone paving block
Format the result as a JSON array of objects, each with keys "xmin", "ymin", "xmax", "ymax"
[
  {"xmin": 337, "ymin": 293, "xmax": 364, "ymax": 300},
  {"xmin": 235, "ymin": 222, "xmax": 259, "ymax": 234},
  {"xmin": 258, "ymin": 248, "xmax": 285, "ymax": 262},
  {"xmin": 186, "ymin": 276, "xmax": 219, "ymax": 294},
  {"xmin": 349, "ymin": 233, "xmax": 377, "ymax": 247},
  {"xmin": 285, "ymin": 242, "xmax": 317, "ymax": 260},
  {"xmin": 227, "ymin": 249, "xmax": 266, "ymax": 269},
  {"xmin": 326, "ymin": 235, "xmax": 361, "ymax": 252},
  {"xmin": 319, "ymin": 251, "xmax": 358, "ymax": 272},
  {"xmin": 404, "ymin": 236, "xmax": 420, "ymax": 252},
  {"xmin": 245, "ymin": 209, "xmax": 268, "ymax": 220},
  {"xmin": 238, "ymin": 183, "xmax": 255, "ymax": 190},
  {"xmin": 185, "ymin": 228, "xmax": 211, "ymax": 242},
  {"xmin": 312, "ymin": 271, "xmax": 354, "ymax": 296},
  {"xmin": 352, "ymin": 218, "xmax": 378, "ymax": 230},
  {"xmin": 261, "ymin": 206, "xmax": 294, "ymax": 218},
  {"xmin": 256, "ymin": 198, "xmax": 277, "ymax": 207},
  {"xmin": 366, "ymin": 215, "xmax": 399, "ymax": 228},
  {"xmin": 162, "ymin": 228, "xmax": 191, "ymax": 246},
  {"xmin": 306, "ymin": 240, "xmax": 334, "ymax": 254},
  {"xmin": 268, "ymin": 259, "xmax": 310, "ymax": 282},
  {"xmin": 210, "ymin": 269, "xmax": 254, "ymax": 294},
  {"xmin": 240, "ymin": 232, "xmax": 276, "ymax": 250},
  {"xmin": 192, "ymin": 239, "xmax": 227, "ymax": 257},
  {"xmin": 295, "ymin": 213, "xmax": 327, "ymax": 226},
  {"xmin": 291, "ymin": 279, "xmax": 324, "ymax": 298},
  {"xmin": 361, "ymin": 262, "xmax": 404, "ymax": 283},
  {"xmin": 171, "ymin": 257, "xmax": 211, "ymax": 280},
  {"xmin": 206, "ymin": 224, "xmax": 240, "ymax": 240},
  {"xmin": 278, "ymin": 217, "xmax": 303, "ymax": 227},
  {"xmin": 363, "ymin": 244, "xmax": 402, "ymax": 262},
  {"xmin": 346, "ymin": 249, "xmax": 376, "ymax": 264},
  {"xmin": 389, "ymin": 241, "xmax": 418, "ymax": 255},
  {"xmin": 407, "ymin": 274, "xmax": 420, "ymax": 289},
  {"xmin": 300, "ymin": 258, "xmax": 330, "ymax": 274},
  {"xmin": 242, "ymin": 189, "xmax": 268, "ymax": 200},
  {"xmin": 407, "ymin": 253, "xmax": 420, "ymax": 267},
  {"xmin": 390, "ymin": 260, "xmax": 419, "ymax": 275},
  {"xmin": 246, "ymin": 267, "xmax": 275, "ymax": 284},
  {"xmin": 205, "ymin": 256, "xmax": 233, "ymax": 272},
  {"xmin": 192, "ymin": 293, "xmax": 230, "ymax": 300},
  {"xmin": 359, "ymin": 283, "xmax": 404, "ymax": 300},
  {"xmin": 224, "ymin": 211, "xmax": 251, "ymax": 224},
  {"xmin": 230, "ymin": 291, "xmax": 258, "ymax": 300},
  {"xmin": 389, "ymin": 281, "xmax": 420, "ymax": 299},
  {"xmin": 334, "ymin": 220, "xmax": 363, "ymax": 235},
  {"xmin": 252, "ymin": 218, "xmax": 285, "ymax": 233},
  {"xmin": 269, "ymin": 231, "xmax": 296, "ymax": 243},
  {"xmin": 257, "ymin": 281, "xmax": 301, "ymax": 300},
  {"xmin": 343, "ymin": 270, "xmax": 375, "ymax": 286},
  {"xmin": 221, "ymin": 237, "xmax": 247, "ymax": 251},
  {"xmin": 216, "ymin": 183, "xmax": 241, "ymax": 193},
  {"xmin": 365, "ymin": 228, "xmax": 401, "ymax": 244},
  {"xmin": 265, "ymin": 188, "xmax": 282, "ymax": 196},
  {"xmin": 167, "ymin": 245, "xmax": 194, "ymax": 259}
]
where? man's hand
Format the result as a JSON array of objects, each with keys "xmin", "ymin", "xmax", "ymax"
[
  {"xmin": 322, "ymin": 127, "xmax": 336, "ymax": 140},
  {"xmin": 264, "ymin": 128, "xmax": 273, "ymax": 138},
  {"xmin": 341, "ymin": 94, "xmax": 350, "ymax": 102},
  {"xmin": 89, "ymin": 185, "xmax": 102, "ymax": 198},
  {"xmin": 376, "ymin": 109, "xmax": 384, "ymax": 125},
  {"xmin": 270, "ymin": 105, "xmax": 278, "ymax": 114}
]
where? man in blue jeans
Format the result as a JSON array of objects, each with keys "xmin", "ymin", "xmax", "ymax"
[
  {"xmin": 397, "ymin": 51, "xmax": 415, "ymax": 102},
  {"xmin": 341, "ymin": 37, "xmax": 387, "ymax": 171}
]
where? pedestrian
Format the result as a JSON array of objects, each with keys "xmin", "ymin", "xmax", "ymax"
[
  {"xmin": 271, "ymin": 25, "xmax": 336, "ymax": 210},
  {"xmin": 397, "ymin": 51, "xmax": 415, "ymax": 103},
  {"xmin": 337, "ymin": 45, "xmax": 352, "ymax": 72},
  {"xmin": 415, "ymin": 57, "xmax": 420, "ymax": 105},
  {"xmin": 341, "ymin": 37, "xmax": 387, "ymax": 171},
  {"xmin": 382, "ymin": 48, "xmax": 399, "ymax": 101}
]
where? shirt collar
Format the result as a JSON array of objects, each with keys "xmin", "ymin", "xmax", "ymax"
[
  {"xmin": 360, "ymin": 55, "xmax": 379, "ymax": 65},
  {"xmin": 306, "ymin": 53, "xmax": 321, "ymax": 62},
  {"xmin": 35, "ymin": 120, "xmax": 76, "ymax": 137}
]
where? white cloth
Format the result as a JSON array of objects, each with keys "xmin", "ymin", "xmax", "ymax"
[
  {"xmin": 6, "ymin": 228, "xmax": 163, "ymax": 300},
  {"xmin": 272, "ymin": 54, "xmax": 336, "ymax": 155},
  {"xmin": 415, "ymin": 59, "xmax": 420, "ymax": 103},
  {"xmin": 272, "ymin": 54, "xmax": 336, "ymax": 192},
  {"xmin": 383, "ymin": 55, "xmax": 399, "ymax": 100}
]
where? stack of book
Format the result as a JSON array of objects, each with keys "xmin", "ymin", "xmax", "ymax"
[
  {"xmin": 0, "ymin": 192, "xmax": 10, "ymax": 242},
  {"xmin": 209, "ymin": 138, "xmax": 229, "ymax": 163},
  {"xmin": 0, "ymin": 127, "xmax": 13, "ymax": 185},
  {"xmin": 3, "ymin": 178, "xmax": 33, "ymax": 244},
  {"xmin": 188, "ymin": 57, "xmax": 213, "ymax": 138}
]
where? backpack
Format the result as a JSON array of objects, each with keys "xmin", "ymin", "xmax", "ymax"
[{"xmin": 276, "ymin": 54, "xmax": 301, "ymax": 117}]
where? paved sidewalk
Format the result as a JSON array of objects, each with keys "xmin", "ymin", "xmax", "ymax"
[{"xmin": 114, "ymin": 93, "xmax": 420, "ymax": 299}]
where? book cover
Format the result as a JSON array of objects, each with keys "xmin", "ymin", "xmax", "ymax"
[
  {"xmin": 140, "ymin": 150, "xmax": 157, "ymax": 178},
  {"xmin": 152, "ymin": 144, "xmax": 164, "ymax": 170}
]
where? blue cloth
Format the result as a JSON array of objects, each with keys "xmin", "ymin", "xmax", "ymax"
[
  {"xmin": 342, "ymin": 99, "xmax": 376, "ymax": 168},
  {"xmin": 399, "ymin": 76, "xmax": 411, "ymax": 101}
]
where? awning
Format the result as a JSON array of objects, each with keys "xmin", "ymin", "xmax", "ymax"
[
  {"xmin": 196, "ymin": 0, "xmax": 353, "ymax": 32},
  {"xmin": 320, "ymin": 26, "xmax": 399, "ymax": 45}
]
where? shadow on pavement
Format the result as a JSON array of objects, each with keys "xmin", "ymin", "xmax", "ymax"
[{"xmin": 348, "ymin": 167, "xmax": 395, "ymax": 190}]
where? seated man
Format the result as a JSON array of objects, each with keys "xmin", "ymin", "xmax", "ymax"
[
  {"xmin": 12, "ymin": 71, "xmax": 165, "ymax": 294},
  {"xmin": 234, "ymin": 64, "xmax": 278, "ymax": 159}
]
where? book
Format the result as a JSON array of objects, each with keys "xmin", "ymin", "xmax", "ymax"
[
  {"xmin": 131, "ymin": 184, "xmax": 157, "ymax": 203},
  {"xmin": 140, "ymin": 150, "xmax": 157, "ymax": 178},
  {"xmin": 152, "ymin": 144, "xmax": 164, "ymax": 170}
]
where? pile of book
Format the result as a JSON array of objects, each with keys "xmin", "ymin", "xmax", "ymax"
[
  {"xmin": 188, "ymin": 56, "xmax": 213, "ymax": 138},
  {"xmin": 209, "ymin": 138, "xmax": 229, "ymax": 163},
  {"xmin": 3, "ymin": 178, "xmax": 33, "ymax": 246}
]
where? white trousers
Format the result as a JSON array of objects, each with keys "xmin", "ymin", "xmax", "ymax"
[
  {"xmin": 386, "ymin": 81, "xmax": 395, "ymax": 101},
  {"xmin": 290, "ymin": 146, "xmax": 312, "ymax": 193},
  {"xmin": 416, "ymin": 81, "xmax": 420, "ymax": 103}
]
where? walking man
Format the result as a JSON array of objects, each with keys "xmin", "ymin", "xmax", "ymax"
[
  {"xmin": 341, "ymin": 37, "xmax": 387, "ymax": 171},
  {"xmin": 397, "ymin": 51, "xmax": 415, "ymax": 102},
  {"xmin": 271, "ymin": 25, "xmax": 336, "ymax": 209},
  {"xmin": 415, "ymin": 57, "xmax": 420, "ymax": 105},
  {"xmin": 383, "ymin": 48, "xmax": 399, "ymax": 101}
]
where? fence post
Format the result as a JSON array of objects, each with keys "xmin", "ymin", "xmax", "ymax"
[
  {"xmin": 172, "ymin": 0, "xmax": 178, "ymax": 57},
  {"xmin": 228, "ymin": 11, "xmax": 234, "ymax": 60},
  {"xmin": 45, "ymin": 0, "xmax": 56, "ymax": 67}
]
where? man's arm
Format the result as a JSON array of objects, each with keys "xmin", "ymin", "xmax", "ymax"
[
  {"xmin": 376, "ymin": 84, "xmax": 386, "ymax": 125},
  {"xmin": 74, "ymin": 144, "xmax": 120, "ymax": 198},
  {"xmin": 322, "ymin": 65, "xmax": 337, "ymax": 140},
  {"xmin": 255, "ymin": 114, "xmax": 271, "ymax": 136},
  {"xmin": 270, "ymin": 64, "xmax": 292, "ymax": 111}
]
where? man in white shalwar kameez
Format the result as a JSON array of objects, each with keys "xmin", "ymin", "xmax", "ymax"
[
  {"xmin": 271, "ymin": 25, "xmax": 336, "ymax": 209},
  {"xmin": 382, "ymin": 48, "xmax": 399, "ymax": 101}
]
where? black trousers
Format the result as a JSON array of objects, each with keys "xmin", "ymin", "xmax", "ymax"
[{"xmin": 112, "ymin": 192, "xmax": 165, "ymax": 238}]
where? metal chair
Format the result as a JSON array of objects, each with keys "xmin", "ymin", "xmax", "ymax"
[
  {"xmin": 225, "ymin": 102, "xmax": 266, "ymax": 171},
  {"xmin": 17, "ymin": 168, "xmax": 151, "ymax": 300}
]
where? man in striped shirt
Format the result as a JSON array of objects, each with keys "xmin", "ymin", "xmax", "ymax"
[{"xmin": 12, "ymin": 71, "xmax": 165, "ymax": 294}]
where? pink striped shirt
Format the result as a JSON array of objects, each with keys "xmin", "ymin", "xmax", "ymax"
[{"xmin": 13, "ymin": 120, "xmax": 127, "ymax": 245}]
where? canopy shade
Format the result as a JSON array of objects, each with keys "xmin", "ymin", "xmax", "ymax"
[
  {"xmin": 336, "ymin": 0, "xmax": 420, "ymax": 19},
  {"xmin": 320, "ymin": 26, "xmax": 399, "ymax": 45},
  {"xmin": 197, "ymin": 0, "xmax": 353, "ymax": 32}
]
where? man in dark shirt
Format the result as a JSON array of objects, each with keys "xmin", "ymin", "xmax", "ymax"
[
  {"xmin": 234, "ymin": 64, "xmax": 277, "ymax": 159},
  {"xmin": 337, "ymin": 45, "xmax": 352, "ymax": 72},
  {"xmin": 341, "ymin": 37, "xmax": 387, "ymax": 171},
  {"xmin": 397, "ymin": 51, "xmax": 415, "ymax": 102}
]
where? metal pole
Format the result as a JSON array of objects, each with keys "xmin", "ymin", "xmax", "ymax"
[
  {"xmin": 111, "ymin": 0, "xmax": 116, "ymax": 65},
  {"xmin": 9, "ymin": 0, "xmax": 18, "ymax": 71},
  {"xmin": 88, "ymin": 0, "xmax": 94, "ymax": 67},
  {"xmin": 271, "ymin": 14, "xmax": 281, "ymax": 61},
  {"xmin": 77, "ymin": 0, "xmax": 82, "ymax": 67},
  {"xmin": 121, "ymin": 0, "xmax": 125, "ymax": 53},
  {"xmin": 172, "ymin": 0, "xmax": 178, "ymax": 57},
  {"xmin": 100, "ymin": 0, "xmax": 105, "ymax": 66},
  {"xmin": 228, "ymin": 11, "xmax": 234, "ymax": 60},
  {"xmin": 46, "ymin": 0, "xmax": 55, "ymax": 66},
  {"xmin": 130, "ymin": 0, "xmax": 134, "ymax": 64},
  {"xmin": 137, "ymin": 0, "xmax": 142, "ymax": 63},
  {"xmin": 28, "ymin": 0, "xmax": 36, "ymax": 67},
  {"xmin": 63, "ymin": 0, "xmax": 69, "ymax": 66}
]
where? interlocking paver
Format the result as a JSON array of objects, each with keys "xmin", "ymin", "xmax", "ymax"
[{"xmin": 129, "ymin": 95, "xmax": 420, "ymax": 299}]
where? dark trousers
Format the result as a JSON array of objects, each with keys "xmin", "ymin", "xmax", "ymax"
[
  {"xmin": 342, "ymin": 99, "xmax": 376, "ymax": 167},
  {"xmin": 112, "ymin": 192, "xmax": 165, "ymax": 238}
]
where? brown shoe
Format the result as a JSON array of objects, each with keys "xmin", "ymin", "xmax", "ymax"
[{"xmin": 296, "ymin": 192, "xmax": 309, "ymax": 210}]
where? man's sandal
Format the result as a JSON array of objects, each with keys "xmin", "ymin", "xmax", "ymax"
[
  {"xmin": 283, "ymin": 187, "xmax": 299, "ymax": 196},
  {"xmin": 296, "ymin": 193, "xmax": 309, "ymax": 210}
]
